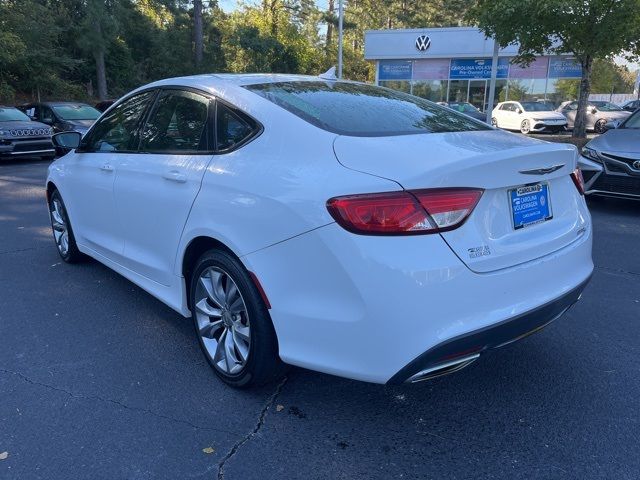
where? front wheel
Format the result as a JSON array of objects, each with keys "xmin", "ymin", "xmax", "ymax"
[
  {"xmin": 48, "ymin": 190, "xmax": 84, "ymax": 263},
  {"xmin": 491, "ymin": 117, "xmax": 498, "ymax": 128},
  {"xmin": 190, "ymin": 249, "xmax": 286, "ymax": 388},
  {"xmin": 520, "ymin": 119, "xmax": 531, "ymax": 134},
  {"xmin": 594, "ymin": 119, "xmax": 607, "ymax": 134}
]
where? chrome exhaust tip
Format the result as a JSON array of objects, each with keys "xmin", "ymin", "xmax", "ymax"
[{"xmin": 406, "ymin": 353, "xmax": 480, "ymax": 383}]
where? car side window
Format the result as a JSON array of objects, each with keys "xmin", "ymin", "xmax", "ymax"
[
  {"xmin": 502, "ymin": 103, "xmax": 513, "ymax": 112},
  {"xmin": 567, "ymin": 103, "xmax": 578, "ymax": 111},
  {"xmin": 41, "ymin": 106, "xmax": 55, "ymax": 123},
  {"xmin": 139, "ymin": 90, "xmax": 210, "ymax": 153},
  {"xmin": 82, "ymin": 91, "xmax": 154, "ymax": 152},
  {"xmin": 216, "ymin": 102, "xmax": 257, "ymax": 151}
]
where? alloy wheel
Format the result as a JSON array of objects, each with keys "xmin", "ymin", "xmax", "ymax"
[
  {"xmin": 595, "ymin": 119, "xmax": 607, "ymax": 134},
  {"xmin": 194, "ymin": 267, "xmax": 251, "ymax": 375},
  {"xmin": 50, "ymin": 198, "xmax": 69, "ymax": 256},
  {"xmin": 520, "ymin": 120, "xmax": 530, "ymax": 134}
]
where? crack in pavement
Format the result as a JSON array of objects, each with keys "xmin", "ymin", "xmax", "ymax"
[
  {"xmin": 217, "ymin": 376, "xmax": 288, "ymax": 480},
  {"xmin": 0, "ymin": 245, "xmax": 49, "ymax": 256},
  {"xmin": 0, "ymin": 368, "xmax": 239, "ymax": 435},
  {"xmin": 595, "ymin": 265, "xmax": 640, "ymax": 277}
]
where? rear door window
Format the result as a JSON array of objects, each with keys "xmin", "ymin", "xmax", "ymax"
[
  {"xmin": 245, "ymin": 81, "xmax": 489, "ymax": 137},
  {"xmin": 215, "ymin": 102, "xmax": 259, "ymax": 151}
]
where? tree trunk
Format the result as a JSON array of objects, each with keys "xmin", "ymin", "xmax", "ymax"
[
  {"xmin": 326, "ymin": 0, "xmax": 334, "ymax": 51},
  {"xmin": 573, "ymin": 56, "xmax": 593, "ymax": 139},
  {"xmin": 94, "ymin": 48, "xmax": 108, "ymax": 100},
  {"xmin": 193, "ymin": 0, "xmax": 203, "ymax": 68}
]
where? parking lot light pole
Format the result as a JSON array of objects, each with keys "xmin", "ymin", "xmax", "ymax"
[{"xmin": 486, "ymin": 38, "xmax": 499, "ymax": 125}]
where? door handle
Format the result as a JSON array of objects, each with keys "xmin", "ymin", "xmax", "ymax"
[
  {"xmin": 100, "ymin": 164, "xmax": 114, "ymax": 172},
  {"xmin": 163, "ymin": 170, "xmax": 187, "ymax": 183}
]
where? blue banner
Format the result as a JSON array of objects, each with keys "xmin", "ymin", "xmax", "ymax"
[
  {"xmin": 449, "ymin": 58, "xmax": 509, "ymax": 80},
  {"xmin": 378, "ymin": 60, "xmax": 413, "ymax": 80},
  {"xmin": 548, "ymin": 57, "xmax": 582, "ymax": 78}
]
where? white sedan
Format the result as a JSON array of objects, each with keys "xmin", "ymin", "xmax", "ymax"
[
  {"xmin": 492, "ymin": 101, "xmax": 568, "ymax": 134},
  {"xmin": 47, "ymin": 74, "xmax": 593, "ymax": 388}
]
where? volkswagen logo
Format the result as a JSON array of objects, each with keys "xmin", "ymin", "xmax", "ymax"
[
  {"xmin": 415, "ymin": 35, "xmax": 431, "ymax": 52},
  {"xmin": 633, "ymin": 160, "xmax": 640, "ymax": 170}
]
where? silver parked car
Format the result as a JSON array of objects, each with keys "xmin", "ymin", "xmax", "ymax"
[
  {"xmin": 579, "ymin": 108, "xmax": 640, "ymax": 199},
  {"xmin": 557, "ymin": 100, "xmax": 631, "ymax": 134}
]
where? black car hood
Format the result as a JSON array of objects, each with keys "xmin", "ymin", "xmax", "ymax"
[{"xmin": 64, "ymin": 119, "xmax": 95, "ymax": 128}]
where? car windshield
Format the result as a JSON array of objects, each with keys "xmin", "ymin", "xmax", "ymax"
[
  {"xmin": 449, "ymin": 103, "xmax": 479, "ymax": 113},
  {"xmin": 245, "ymin": 81, "xmax": 489, "ymax": 136},
  {"xmin": 591, "ymin": 101, "xmax": 622, "ymax": 112},
  {"xmin": 621, "ymin": 110, "xmax": 640, "ymax": 129},
  {"xmin": 52, "ymin": 104, "xmax": 101, "ymax": 120},
  {"xmin": 519, "ymin": 102, "xmax": 554, "ymax": 112},
  {"xmin": 0, "ymin": 107, "xmax": 31, "ymax": 122}
]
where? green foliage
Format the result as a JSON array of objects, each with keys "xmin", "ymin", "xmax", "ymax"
[{"xmin": 467, "ymin": 0, "xmax": 640, "ymax": 137}]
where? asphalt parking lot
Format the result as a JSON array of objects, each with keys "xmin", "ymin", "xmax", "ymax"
[{"xmin": 1, "ymin": 158, "xmax": 639, "ymax": 480}]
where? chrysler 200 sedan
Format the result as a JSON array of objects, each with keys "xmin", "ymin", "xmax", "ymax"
[{"xmin": 47, "ymin": 74, "xmax": 593, "ymax": 388}]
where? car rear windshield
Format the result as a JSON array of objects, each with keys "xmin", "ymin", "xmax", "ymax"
[
  {"xmin": 52, "ymin": 105, "xmax": 101, "ymax": 121},
  {"xmin": 244, "ymin": 81, "xmax": 490, "ymax": 136},
  {"xmin": 0, "ymin": 107, "xmax": 30, "ymax": 122}
]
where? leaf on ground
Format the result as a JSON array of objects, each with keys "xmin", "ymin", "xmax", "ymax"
[
  {"xmin": 276, "ymin": 404, "xmax": 284, "ymax": 412},
  {"xmin": 202, "ymin": 447, "xmax": 215, "ymax": 454},
  {"xmin": 0, "ymin": 452, "xmax": 8, "ymax": 460}
]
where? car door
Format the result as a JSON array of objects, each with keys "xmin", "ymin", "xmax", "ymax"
[
  {"xmin": 113, "ymin": 88, "xmax": 214, "ymax": 286},
  {"xmin": 500, "ymin": 103, "xmax": 517, "ymax": 129},
  {"xmin": 561, "ymin": 102, "xmax": 578, "ymax": 127},
  {"xmin": 64, "ymin": 90, "xmax": 155, "ymax": 260}
]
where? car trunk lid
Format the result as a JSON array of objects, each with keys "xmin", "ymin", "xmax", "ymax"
[{"xmin": 333, "ymin": 130, "xmax": 588, "ymax": 273}]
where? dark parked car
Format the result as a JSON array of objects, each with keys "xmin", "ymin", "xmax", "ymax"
[
  {"xmin": 442, "ymin": 102, "xmax": 486, "ymax": 121},
  {"xmin": 0, "ymin": 106, "xmax": 55, "ymax": 160},
  {"xmin": 620, "ymin": 99, "xmax": 640, "ymax": 112},
  {"xmin": 95, "ymin": 99, "xmax": 116, "ymax": 112},
  {"xmin": 18, "ymin": 102, "xmax": 101, "ymax": 136},
  {"xmin": 579, "ymin": 108, "xmax": 640, "ymax": 200}
]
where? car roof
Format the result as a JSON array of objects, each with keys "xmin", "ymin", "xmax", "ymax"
[{"xmin": 136, "ymin": 73, "xmax": 346, "ymax": 95}]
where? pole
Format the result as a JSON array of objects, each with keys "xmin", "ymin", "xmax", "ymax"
[
  {"xmin": 338, "ymin": 0, "xmax": 344, "ymax": 78},
  {"xmin": 486, "ymin": 37, "xmax": 499, "ymax": 125}
]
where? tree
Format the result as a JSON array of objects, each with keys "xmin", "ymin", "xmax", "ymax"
[
  {"xmin": 193, "ymin": 0, "xmax": 204, "ymax": 68},
  {"xmin": 467, "ymin": 0, "xmax": 640, "ymax": 138}
]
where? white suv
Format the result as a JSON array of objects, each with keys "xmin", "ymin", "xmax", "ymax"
[{"xmin": 492, "ymin": 101, "xmax": 567, "ymax": 134}]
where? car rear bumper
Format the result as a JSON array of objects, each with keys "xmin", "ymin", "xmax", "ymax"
[
  {"xmin": 244, "ymin": 220, "xmax": 594, "ymax": 384},
  {"xmin": 386, "ymin": 275, "xmax": 590, "ymax": 384}
]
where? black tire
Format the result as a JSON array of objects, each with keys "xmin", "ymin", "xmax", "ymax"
[
  {"xmin": 48, "ymin": 190, "xmax": 84, "ymax": 263},
  {"xmin": 190, "ymin": 249, "xmax": 286, "ymax": 388},
  {"xmin": 491, "ymin": 117, "xmax": 498, "ymax": 128},
  {"xmin": 594, "ymin": 119, "xmax": 607, "ymax": 134}
]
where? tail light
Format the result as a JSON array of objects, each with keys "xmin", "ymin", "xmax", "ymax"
[
  {"xmin": 326, "ymin": 188, "xmax": 483, "ymax": 235},
  {"xmin": 570, "ymin": 168, "xmax": 585, "ymax": 195}
]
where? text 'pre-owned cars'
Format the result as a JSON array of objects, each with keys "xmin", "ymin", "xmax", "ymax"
[{"xmin": 46, "ymin": 73, "xmax": 593, "ymax": 388}]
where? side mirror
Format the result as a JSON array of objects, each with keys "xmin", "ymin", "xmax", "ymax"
[
  {"xmin": 52, "ymin": 131, "xmax": 81, "ymax": 156},
  {"xmin": 515, "ymin": 108, "xmax": 522, "ymax": 114},
  {"xmin": 604, "ymin": 120, "xmax": 619, "ymax": 131},
  {"xmin": 590, "ymin": 107, "xmax": 597, "ymax": 114}
]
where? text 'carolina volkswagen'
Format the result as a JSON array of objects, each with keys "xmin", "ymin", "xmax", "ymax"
[{"xmin": 47, "ymin": 74, "xmax": 593, "ymax": 388}]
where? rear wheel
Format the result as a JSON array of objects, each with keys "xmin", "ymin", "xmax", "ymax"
[
  {"xmin": 48, "ymin": 190, "xmax": 83, "ymax": 263},
  {"xmin": 520, "ymin": 119, "xmax": 531, "ymax": 134},
  {"xmin": 190, "ymin": 249, "xmax": 286, "ymax": 388},
  {"xmin": 594, "ymin": 119, "xmax": 607, "ymax": 134}
]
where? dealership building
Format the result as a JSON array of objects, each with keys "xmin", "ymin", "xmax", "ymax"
[{"xmin": 364, "ymin": 27, "xmax": 582, "ymax": 110}]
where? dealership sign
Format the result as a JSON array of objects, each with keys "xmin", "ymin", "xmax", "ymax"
[
  {"xmin": 379, "ymin": 60, "xmax": 413, "ymax": 80},
  {"xmin": 449, "ymin": 58, "xmax": 510, "ymax": 79},
  {"xmin": 548, "ymin": 57, "xmax": 582, "ymax": 78}
]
